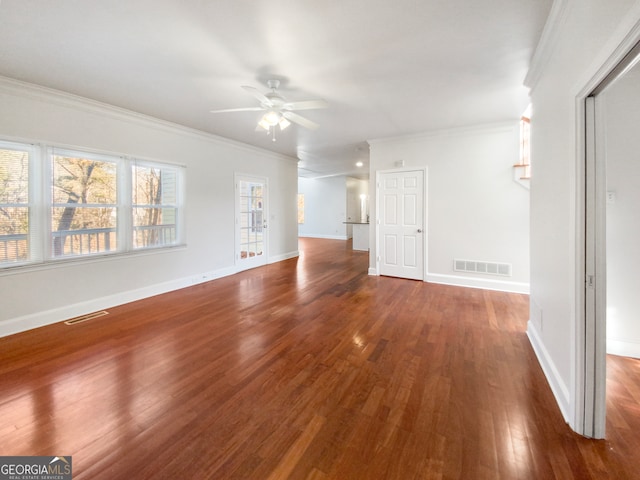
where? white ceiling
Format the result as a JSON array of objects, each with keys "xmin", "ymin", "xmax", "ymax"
[{"xmin": 0, "ymin": 0, "xmax": 552, "ymax": 179}]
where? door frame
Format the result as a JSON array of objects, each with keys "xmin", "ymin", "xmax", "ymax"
[
  {"xmin": 235, "ymin": 173, "xmax": 269, "ymax": 271},
  {"xmin": 374, "ymin": 167, "xmax": 428, "ymax": 281},
  {"xmin": 574, "ymin": 26, "xmax": 640, "ymax": 438}
]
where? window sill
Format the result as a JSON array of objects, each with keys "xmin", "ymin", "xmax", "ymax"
[{"xmin": 0, "ymin": 243, "xmax": 187, "ymax": 277}]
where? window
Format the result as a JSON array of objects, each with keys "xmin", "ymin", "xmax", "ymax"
[
  {"xmin": 513, "ymin": 106, "xmax": 531, "ymax": 188},
  {"xmin": 0, "ymin": 142, "xmax": 33, "ymax": 265},
  {"xmin": 51, "ymin": 151, "xmax": 118, "ymax": 257},
  {"xmin": 0, "ymin": 139, "xmax": 184, "ymax": 269},
  {"xmin": 519, "ymin": 115, "xmax": 531, "ymax": 177},
  {"xmin": 132, "ymin": 162, "xmax": 180, "ymax": 249},
  {"xmin": 297, "ymin": 193, "xmax": 305, "ymax": 224}
]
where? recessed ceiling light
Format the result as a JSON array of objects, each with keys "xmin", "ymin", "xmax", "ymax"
[{"xmin": 356, "ymin": 161, "xmax": 363, "ymax": 167}]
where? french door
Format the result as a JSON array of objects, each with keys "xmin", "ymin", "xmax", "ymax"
[{"xmin": 236, "ymin": 174, "xmax": 268, "ymax": 271}]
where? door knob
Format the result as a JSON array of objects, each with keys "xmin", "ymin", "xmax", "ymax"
[{"xmin": 417, "ymin": 229, "xmax": 423, "ymax": 233}]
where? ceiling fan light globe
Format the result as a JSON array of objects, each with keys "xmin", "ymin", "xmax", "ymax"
[
  {"xmin": 263, "ymin": 111, "xmax": 281, "ymax": 126},
  {"xmin": 279, "ymin": 118, "xmax": 291, "ymax": 130},
  {"xmin": 258, "ymin": 118, "xmax": 271, "ymax": 130}
]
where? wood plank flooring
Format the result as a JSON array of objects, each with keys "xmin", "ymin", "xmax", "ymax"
[{"xmin": 1, "ymin": 237, "xmax": 639, "ymax": 479}]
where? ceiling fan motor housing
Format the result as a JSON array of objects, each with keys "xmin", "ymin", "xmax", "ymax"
[{"xmin": 264, "ymin": 92, "xmax": 285, "ymax": 108}]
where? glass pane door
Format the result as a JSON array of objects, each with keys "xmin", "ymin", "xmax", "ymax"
[{"xmin": 237, "ymin": 176, "xmax": 267, "ymax": 270}]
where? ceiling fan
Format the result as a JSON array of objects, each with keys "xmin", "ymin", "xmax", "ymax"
[{"xmin": 210, "ymin": 80, "xmax": 328, "ymax": 141}]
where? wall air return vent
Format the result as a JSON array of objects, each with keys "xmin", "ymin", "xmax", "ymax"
[{"xmin": 454, "ymin": 259, "xmax": 512, "ymax": 277}]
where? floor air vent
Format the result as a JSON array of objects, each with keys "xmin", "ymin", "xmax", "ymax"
[
  {"xmin": 65, "ymin": 310, "xmax": 109, "ymax": 325},
  {"xmin": 454, "ymin": 259, "xmax": 512, "ymax": 277}
]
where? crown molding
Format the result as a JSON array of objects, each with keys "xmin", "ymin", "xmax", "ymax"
[
  {"xmin": 367, "ymin": 120, "xmax": 516, "ymax": 147},
  {"xmin": 524, "ymin": 0, "xmax": 570, "ymax": 92},
  {"xmin": 0, "ymin": 75, "xmax": 297, "ymax": 163}
]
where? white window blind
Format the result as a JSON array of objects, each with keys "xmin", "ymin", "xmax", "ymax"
[
  {"xmin": 132, "ymin": 160, "xmax": 182, "ymax": 249},
  {"xmin": 0, "ymin": 141, "xmax": 36, "ymax": 266}
]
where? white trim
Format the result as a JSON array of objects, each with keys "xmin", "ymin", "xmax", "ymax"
[
  {"xmin": 0, "ymin": 267, "xmax": 221, "ymax": 338},
  {"xmin": 0, "ymin": 75, "xmax": 296, "ymax": 165},
  {"xmin": 359, "ymin": 269, "xmax": 528, "ymax": 293},
  {"xmin": 572, "ymin": 12, "xmax": 640, "ymax": 440},
  {"xmin": 0, "ymin": 243, "xmax": 187, "ymax": 277},
  {"xmin": 0, "ymin": 253, "xmax": 305, "ymax": 339},
  {"xmin": 571, "ymin": 12, "xmax": 640, "ymax": 438},
  {"xmin": 573, "ymin": 96, "xmax": 588, "ymax": 437},
  {"xmin": 268, "ymin": 250, "xmax": 300, "ymax": 264},
  {"xmin": 298, "ymin": 234, "xmax": 349, "ymax": 241},
  {"xmin": 527, "ymin": 320, "xmax": 571, "ymax": 423},
  {"xmin": 524, "ymin": 0, "xmax": 570, "ymax": 92},
  {"xmin": 368, "ymin": 121, "xmax": 515, "ymax": 146},
  {"xmin": 607, "ymin": 339, "xmax": 640, "ymax": 359},
  {"xmin": 425, "ymin": 273, "xmax": 529, "ymax": 294}
]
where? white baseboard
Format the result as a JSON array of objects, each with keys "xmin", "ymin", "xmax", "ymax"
[
  {"xmin": 526, "ymin": 320, "xmax": 571, "ymax": 423},
  {"xmin": 367, "ymin": 270, "xmax": 529, "ymax": 293},
  {"xmin": 426, "ymin": 273, "xmax": 530, "ymax": 294},
  {"xmin": 298, "ymin": 234, "xmax": 349, "ymax": 241},
  {"xmin": 607, "ymin": 338, "xmax": 640, "ymax": 359},
  {"xmin": 0, "ymin": 275, "xmax": 193, "ymax": 338},
  {"xmin": 0, "ymin": 257, "xmax": 292, "ymax": 338},
  {"xmin": 269, "ymin": 250, "xmax": 300, "ymax": 264},
  {"xmin": 204, "ymin": 265, "xmax": 238, "ymax": 281}
]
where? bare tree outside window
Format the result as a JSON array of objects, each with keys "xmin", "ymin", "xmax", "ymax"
[
  {"xmin": 52, "ymin": 155, "xmax": 117, "ymax": 257},
  {"xmin": 132, "ymin": 164, "xmax": 177, "ymax": 248},
  {"xmin": 1, "ymin": 140, "xmax": 184, "ymax": 269}
]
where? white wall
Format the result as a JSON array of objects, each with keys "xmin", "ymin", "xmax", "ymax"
[
  {"xmin": 526, "ymin": 0, "xmax": 640, "ymax": 428},
  {"xmin": 298, "ymin": 176, "xmax": 348, "ymax": 239},
  {"xmin": 368, "ymin": 122, "xmax": 530, "ymax": 293},
  {"xmin": 602, "ymin": 66, "xmax": 640, "ymax": 358},
  {"xmin": 0, "ymin": 77, "xmax": 299, "ymax": 337}
]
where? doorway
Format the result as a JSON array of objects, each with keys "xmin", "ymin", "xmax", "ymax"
[
  {"xmin": 376, "ymin": 169, "xmax": 426, "ymax": 280},
  {"xmin": 236, "ymin": 174, "xmax": 268, "ymax": 271},
  {"xmin": 583, "ymin": 40, "xmax": 640, "ymax": 438}
]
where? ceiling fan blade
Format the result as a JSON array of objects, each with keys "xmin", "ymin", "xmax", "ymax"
[
  {"xmin": 241, "ymin": 85, "xmax": 272, "ymax": 106},
  {"xmin": 282, "ymin": 99, "xmax": 329, "ymax": 111},
  {"xmin": 282, "ymin": 111, "xmax": 320, "ymax": 130},
  {"xmin": 210, "ymin": 107, "xmax": 264, "ymax": 113}
]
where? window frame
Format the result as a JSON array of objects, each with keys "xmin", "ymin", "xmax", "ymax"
[
  {"xmin": 0, "ymin": 139, "xmax": 185, "ymax": 271},
  {"xmin": 131, "ymin": 159, "xmax": 184, "ymax": 250},
  {"xmin": 0, "ymin": 140, "xmax": 40, "ymax": 267},
  {"xmin": 49, "ymin": 147, "xmax": 121, "ymax": 260}
]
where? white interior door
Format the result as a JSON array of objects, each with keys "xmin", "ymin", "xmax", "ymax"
[
  {"xmin": 377, "ymin": 169, "xmax": 425, "ymax": 280},
  {"xmin": 236, "ymin": 175, "xmax": 268, "ymax": 271}
]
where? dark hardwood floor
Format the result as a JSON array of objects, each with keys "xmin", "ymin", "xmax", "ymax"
[{"xmin": 1, "ymin": 238, "xmax": 639, "ymax": 479}]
